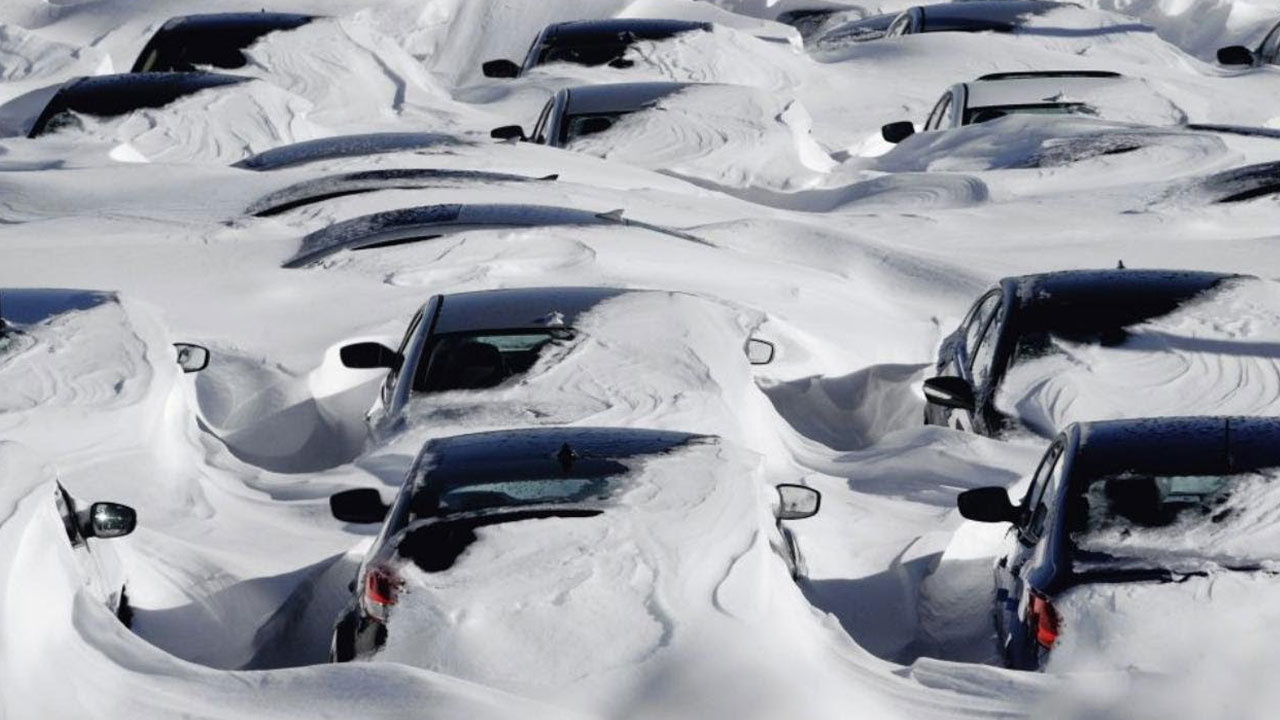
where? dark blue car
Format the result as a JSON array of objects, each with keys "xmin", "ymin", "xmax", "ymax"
[{"xmin": 958, "ymin": 416, "xmax": 1280, "ymax": 669}]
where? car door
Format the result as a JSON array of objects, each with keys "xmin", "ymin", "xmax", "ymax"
[
  {"xmin": 370, "ymin": 298, "xmax": 439, "ymax": 438},
  {"xmin": 966, "ymin": 298, "xmax": 1008, "ymax": 435},
  {"xmin": 994, "ymin": 443, "xmax": 1063, "ymax": 653},
  {"xmin": 54, "ymin": 483, "xmax": 117, "ymax": 610}
]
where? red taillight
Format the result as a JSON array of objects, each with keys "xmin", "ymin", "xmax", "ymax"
[
  {"xmin": 1028, "ymin": 592, "xmax": 1059, "ymax": 649},
  {"xmin": 362, "ymin": 566, "xmax": 402, "ymax": 622}
]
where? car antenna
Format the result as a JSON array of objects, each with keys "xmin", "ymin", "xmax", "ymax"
[
  {"xmin": 557, "ymin": 443, "xmax": 578, "ymax": 472},
  {"xmin": 1117, "ymin": 259, "xmax": 1125, "ymax": 269}
]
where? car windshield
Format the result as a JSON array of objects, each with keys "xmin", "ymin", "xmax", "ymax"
[
  {"xmin": 537, "ymin": 42, "xmax": 631, "ymax": 67},
  {"xmin": 1071, "ymin": 470, "xmax": 1280, "ymax": 570},
  {"xmin": 414, "ymin": 329, "xmax": 575, "ymax": 393},
  {"xmin": 964, "ymin": 103, "xmax": 1090, "ymax": 125},
  {"xmin": 419, "ymin": 475, "xmax": 623, "ymax": 516},
  {"xmin": 562, "ymin": 112, "xmax": 627, "ymax": 144}
]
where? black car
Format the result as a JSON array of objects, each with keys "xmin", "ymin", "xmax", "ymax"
[
  {"xmin": 232, "ymin": 132, "xmax": 463, "ymax": 171},
  {"xmin": 27, "ymin": 72, "xmax": 249, "ymax": 138},
  {"xmin": 490, "ymin": 81, "xmax": 689, "ymax": 147},
  {"xmin": 957, "ymin": 416, "xmax": 1280, "ymax": 670},
  {"xmin": 326, "ymin": 426, "xmax": 820, "ymax": 662},
  {"xmin": 481, "ymin": 18, "xmax": 711, "ymax": 78},
  {"xmin": 795, "ymin": 1, "xmax": 1067, "ymax": 48},
  {"xmin": 921, "ymin": 269, "xmax": 1243, "ymax": 437},
  {"xmin": 131, "ymin": 12, "xmax": 316, "ymax": 73},
  {"xmin": 1218, "ymin": 17, "xmax": 1280, "ymax": 67}
]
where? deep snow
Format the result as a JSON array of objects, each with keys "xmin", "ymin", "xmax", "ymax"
[{"xmin": 3, "ymin": 0, "xmax": 1280, "ymax": 718}]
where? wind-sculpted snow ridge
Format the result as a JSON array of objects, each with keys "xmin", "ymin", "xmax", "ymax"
[
  {"xmin": 997, "ymin": 279, "xmax": 1280, "ymax": 437},
  {"xmin": 567, "ymin": 84, "xmax": 834, "ymax": 193}
]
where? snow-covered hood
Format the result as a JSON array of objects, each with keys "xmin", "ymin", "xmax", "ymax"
[{"xmin": 376, "ymin": 437, "xmax": 810, "ymax": 715}]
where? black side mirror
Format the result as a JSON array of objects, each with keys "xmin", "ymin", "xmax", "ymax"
[
  {"xmin": 776, "ymin": 484, "xmax": 821, "ymax": 520},
  {"xmin": 489, "ymin": 125, "xmax": 527, "ymax": 141},
  {"xmin": 340, "ymin": 342, "xmax": 402, "ymax": 370},
  {"xmin": 482, "ymin": 59, "xmax": 521, "ymax": 78},
  {"xmin": 330, "ymin": 488, "xmax": 389, "ymax": 524},
  {"xmin": 881, "ymin": 120, "xmax": 916, "ymax": 144},
  {"xmin": 957, "ymin": 487, "xmax": 1019, "ymax": 524},
  {"xmin": 84, "ymin": 502, "xmax": 137, "ymax": 539},
  {"xmin": 922, "ymin": 376, "xmax": 975, "ymax": 412},
  {"xmin": 1217, "ymin": 45, "xmax": 1255, "ymax": 66},
  {"xmin": 745, "ymin": 338, "xmax": 775, "ymax": 365},
  {"xmin": 173, "ymin": 343, "xmax": 210, "ymax": 373}
]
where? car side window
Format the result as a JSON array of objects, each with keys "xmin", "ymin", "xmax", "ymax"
[
  {"xmin": 1019, "ymin": 444, "xmax": 1062, "ymax": 544},
  {"xmin": 885, "ymin": 12, "xmax": 912, "ymax": 37},
  {"xmin": 925, "ymin": 93, "xmax": 952, "ymax": 131},
  {"xmin": 962, "ymin": 291, "xmax": 1001, "ymax": 357},
  {"xmin": 1262, "ymin": 22, "xmax": 1280, "ymax": 63},
  {"xmin": 968, "ymin": 300, "xmax": 1005, "ymax": 387},
  {"xmin": 530, "ymin": 99, "xmax": 554, "ymax": 144},
  {"xmin": 383, "ymin": 309, "xmax": 424, "ymax": 404}
]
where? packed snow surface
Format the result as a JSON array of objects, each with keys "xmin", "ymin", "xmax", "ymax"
[{"xmin": 3, "ymin": 0, "xmax": 1280, "ymax": 718}]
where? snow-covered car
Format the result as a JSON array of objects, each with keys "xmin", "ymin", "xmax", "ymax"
[
  {"xmin": 231, "ymin": 132, "xmax": 463, "ymax": 171},
  {"xmin": 326, "ymin": 426, "xmax": 821, "ymax": 668},
  {"xmin": 956, "ymin": 415, "xmax": 1280, "ymax": 670},
  {"xmin": 337, "ymin": 286, "xmax": 775, "ymax": 442},
  {"xmin": 489, "ymin": 81, "xmax": 689, "ymax": 147},
  {"xmin": 796, "ymin": 0, "xmax": 1069, "ymax": 48},
  {"xmin": 52, "ymin": 481, "xmax": 138, "ymax": 623},
  {"xmin": 245, "ymin": 168, "xmax": 559, "ymax": 217},
  {"xmin": 1217, "ymin": 17, "xmax": 1280, "ymax": 67},
  {"xmin": 481, "ymin": 18, "xmax": 711, "ymax": 78},
  {"xmin": 130, "ymin": 12, "xmax": 316, "ymax": 73},
  {"xmin": 921, "ymin": 268, "xmax": 1268, "ymax": 438},
  {"xmin": 26, "ymin": 71, "xmax": 250, "ymax": 138},
  {"xmin": 880, "ymin": 71, "xmax": 1176, "ymax": 144},
  {"xmin": 282, "ymin": 202, "xmax": 703, "ymax": 267}
]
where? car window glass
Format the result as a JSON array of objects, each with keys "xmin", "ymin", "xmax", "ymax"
[
  {"xmin": 963, "ymin": 291, "xmax": 1001, "ymax": 355},
  {"xmin": 1263, "ymin": 23, "xmax": 1280, "ymax": 63},
  {"xmin": 1026, "ymin": 451, "xmax": 1064, "ymax": 540},
  {"xmin": 925, "ymin": 93, "xmax": 952, "ymax": 131},
  {"xmin": 562, "ymin": 112, "xmax": 625, "ymax": 144},
  {"xmin": 413, "ymin": 330, "xmax": 574, "ymax": 393},
  {"xmin": 885, "ymin": 12, "xmax": 912, "ymax": 37},
  {"xmin": 968, "ymin": 302, "xmax": 1005, "ymax": 387},
  {"xmin": 530, "ymin": 100, "xmax": 554, "ymax": 144}
]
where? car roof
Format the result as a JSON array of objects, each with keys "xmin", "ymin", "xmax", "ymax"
[
  {"xmin": 155, "ymin": 11, "xmax": 315, "ymax": 35},
  {"xmin": 563, "ymin": 81, "xmax": 692, "ymax": 115},
  {"xmin": 1004, "ymin": 268, "xmax": 1240, "ymax": 309},
  {"xmin": 416, "ymin": 426, "xmax": 709, "ymax": 489},
  {"xmin": 1070, "ymin": 416, "xmax": 1280, "ymax": 479},
  {"xmin": 544, "ymin": 18, "xmax": 710, "ymax": 42},
  {"xmin": 917, "ymin": 1, "xmax": 1067, "ymax": 30},
  {"xmin": 232, "ymin": 132, "xmax": 462, "ymax": 171},
  {"xmin": 29, "ymin": 72, "xmax": 249, "ymax": 137},
  {"xmin": 433, "ymin": 286, "xmax": 629, "ymax": 334},
  {"xmin": 245, "ymin": 168, "xmax": 558, "ymax": 217},
  {"xmin": 283, "ymin": 203, "xmax": 634, "ymax": 268},
  {"xmin": 0, "ymin": 288, "xmax": 117, "ymax": 327},
  {"xmin": 962, "ymin": 74, "xmax": 1132, "ymax": 109}
]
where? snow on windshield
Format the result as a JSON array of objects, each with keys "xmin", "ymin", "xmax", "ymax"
[
  {"xmin": 997, "ymin": 279, "xmax": 1280, "ymax": 435},
  {"xmin": 1073, "ymin": 470, "xmax": 1280, "ymax": 571}
]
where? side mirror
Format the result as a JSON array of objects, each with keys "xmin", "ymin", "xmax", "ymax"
[
  {"xmin": 1217, "ymin": 45, "xmax": 1255, "ymax": 66},
  {"xmin": 84, "ymin": 502, "xmax": 137, "ymax": 539},
  {"xmin": 881, "ymin": 120, "xmax": 916, "ymax": 144},
  {"xmin": 340, "ymin": 342, "xmax": 402, "ymax": 370},
  {"xmin": 482, "ymin": 59, "xmax": 521, "ymax": 78},
  {"xmin": 489, "ymin": 125, "xmax": 526, "ymax": 141},
  {"xmin": 922, "ymin": 376, "xmax": 975, "ymax": 412},
  {"xmin": 745, "ymin": 338, "xmax": 775, "ymax": 365},
  {"xmin": 957, "ymin": 487, "xmax": 1019, "ymax": 524},
  {"xmin": 776, "ymin": 484, "xmax": 821, "ymax": 520},
  {"xmin": 330, "ymin": 488, "xmax": 389, "ymax": 524},
  {"xmin": 173, "ymin": 343, "xmax": 210, "ymax": 373}
]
